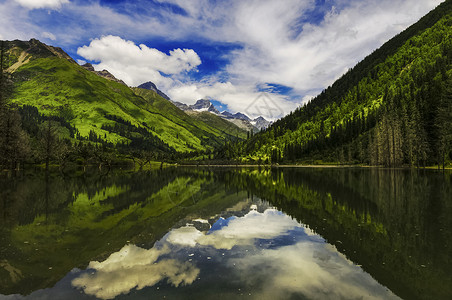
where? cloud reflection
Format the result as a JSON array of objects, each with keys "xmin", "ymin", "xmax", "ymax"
[
  {"xmin": 166, "ymin": 208, "xmax": 302, "ymax": 249},
  {"xmin": 229, "ymin": 242, "xmax": 400, "ymax": 299},
  {"xmin": 71, "ymin": 244, "xmax": 199, "ymax": 300},
  {"xmin": 165, "ymin": 207, "xmax": 399, "ymax": 299},
  {"xmin": 72, "ymin": 206, "xmax": 399, "ymax": 299}
]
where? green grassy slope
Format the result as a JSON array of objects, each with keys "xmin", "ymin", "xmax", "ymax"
[
  {"xmin": 185, "ymin": 110, "xmax": 248, "ymax": 139},
  {"xmin": 4, "ymin": 39, "xmax": 239, "ymax": 153},
  {"xmin": 132, "ymin": 88, "xmax": 246, "ymax": 147}
]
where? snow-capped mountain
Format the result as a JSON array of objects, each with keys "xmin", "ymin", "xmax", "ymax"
[
  {"xmin": 189, "ymin": 99, "xmax": 220, "ymax": 114},
  {"xmin": 136, "ymin": 81, "xmax": 272, "ymax": 131},
  {"xmin": 221, "ymin": 111, "xmax": 251, "ymax": 121},
  {"xmin": 250, "ymin": 116, "xmax": 271, "ymax": 130},
  {"xmin": 189, "ymin": 100, "xmax": 271, "ymax": 131}
]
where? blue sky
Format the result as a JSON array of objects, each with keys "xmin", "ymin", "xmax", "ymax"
[{"xmin": 0, "ymin": 0, "xmax": 445, "ymax": 119}]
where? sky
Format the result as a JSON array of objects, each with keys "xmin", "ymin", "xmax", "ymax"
[{"xmin": 0, "ymin": 0, "xmax": 445, "ymax": 119}]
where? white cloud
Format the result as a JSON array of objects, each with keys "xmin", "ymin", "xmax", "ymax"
[
  {"xmin": 72, "ymin": 244, "xmax": 199, "ymax": 300},
  {"xmin": 0, "ymin": 1, "xmax": 39, "ymax": 41},
  {"xmin": 13, "ymin": 0, "xmax": 69, "ymax": 10},
  {"xmin": 76, "ymin": 0, "xmax": 442, "ymax": 116},
  {"xmin": 77, "ymin": 35, "xmax": 201, "ymax": 89},
  {"xmin": 41, "ymin": 31, "xmax": 56, "ymax": 40},
  {"xmin": 219, "ymin": 0, "xmax": 444, "ymax": 97},
  {"xmin": 0, "ymin": 0, "xmax": 445, "ymax": 116},
  {"xmin": 76, "ymin": 36, "xmax": 295, "ymax": 119}
]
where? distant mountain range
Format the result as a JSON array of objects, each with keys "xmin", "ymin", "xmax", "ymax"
[{"xmin": 137, "ymin": 81, "xmax": 272, "ymax": 132}]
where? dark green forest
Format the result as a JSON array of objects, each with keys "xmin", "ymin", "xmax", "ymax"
[{"xmin": 224, "ymin": 0, "xmax": 452, "ymax": 168}]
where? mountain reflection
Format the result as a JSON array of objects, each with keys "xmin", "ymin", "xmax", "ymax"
[{"xmin": 1, "ymin": 167, "xmax": 450, "ymax": 300}]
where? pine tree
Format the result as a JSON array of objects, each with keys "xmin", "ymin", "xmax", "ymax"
[
  {"xmin": 437, "ymin": 80, "xmax": 452, "ymax": 169},
  {"xmin": 39, "ymin": 121, "xmax": 59, "ymax": 171},
  {"xmin": 0, "ymin": 41, "xmax": 30, "ymax": 170}
]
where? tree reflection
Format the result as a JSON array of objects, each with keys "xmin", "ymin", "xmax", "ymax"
[{"xmin": 220, "ymin": 167, "xmax": 452, "ymax": 300}]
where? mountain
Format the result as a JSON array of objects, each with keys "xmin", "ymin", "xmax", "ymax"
[
  {"xmin": 189, "ymin": 99, "xmax": 220, "ymax": 114},
  {"xmin": 184, "ymin": 111, "xmax": 248, "ymax": 139},
  {"xmin": 228, "ymin": 112, "xmax": 250, "ymax": 121},
  {"xmin": 132, "ymin": 82, "xmax": 273, "ymax": 132},
  {"xmin": 219, "ymin": 110, "xmax": 273, "ymax": 131},
  {"xmin": 228, "ymin": 0, "xmax": 452, "ymax": 167},
  {"xmin": 82, "ymin": 63, "xmax": 127, "ymax": 85},
  {"xmin": 132, "ymin": 87, "xmax": 248, "ymax": 142},
  {"xmin": 135, "ymin": 84, "xmax": 247, "ymax": 140},
  {"xmin": 251, "ymin": 116, "xmax": 272, "ymax": 131},
  {"xmin": 1, "ymin": 38, "xmax": 245, "ymax": 157},
  {"xmin": 137, "ymin": 81, "xmax": 170, "ymax": 100},
  {"xmin": 165, "ymin": 97, "xmax": 272, "ymax": 131}
]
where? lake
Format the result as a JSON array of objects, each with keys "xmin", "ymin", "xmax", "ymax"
[{"xmin": 0, "ymin": 167, "xmax": 450, "ymax": 300}]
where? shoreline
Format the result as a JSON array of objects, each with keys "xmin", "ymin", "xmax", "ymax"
[{"xmin": 178, "ymin": 164, "xmax": 452, "ymax": 170}]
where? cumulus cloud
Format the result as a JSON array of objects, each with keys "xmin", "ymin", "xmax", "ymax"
[
  {"xmin": 13, "ymin": 0, "xmax": 69, "ymax": 10},
  {"xmin": 1, "ymin": 0, "xmax": 444, "ymax": 116},
  {"xmin": 72, "ymin": 244, "xmax": 199, "ymax": 300},
  {"xmin": 77, "ymin": 0, "xmax": 442, "ymax": 116},
  {"xmin": 77, "ymin": 35, "xmax": 201, "ymax": 88}
]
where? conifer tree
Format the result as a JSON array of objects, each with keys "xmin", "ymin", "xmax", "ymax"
[
  {"xmin": 437, "ymin": 79, "xmax": 452, "ymax": 169},
  {"xmin": 0, "ymin": 41, "xmax": 30, "ymax": 170}
]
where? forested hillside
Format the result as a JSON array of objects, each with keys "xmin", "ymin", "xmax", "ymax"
[
  {"xmin": 228, "ymin": 0, "xmax": 452, "ymax": 168},
  {"xmin": 0, "ymin": 39, "xmax": 244, "ymax": 170}
]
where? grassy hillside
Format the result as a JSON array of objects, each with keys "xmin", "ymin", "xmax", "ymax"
[
  {"xmin": 184, "ymin": 110, "xmax": 247, "ymax": 139},
  {"xmin": 230, "ymin": 0, "xmax": 452, "ymax": 167},
  {"xmin": 3, "ymin": 39, "xmax": 240, "ymax": 155},
  {"xmin": 133, "ymin": 88, "xmax": 246, "ymax": 146}
]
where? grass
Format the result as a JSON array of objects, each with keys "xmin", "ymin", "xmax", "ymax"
[{"xmin": 10, "ymin": 51, "xmax": 243, "ymax": 153}]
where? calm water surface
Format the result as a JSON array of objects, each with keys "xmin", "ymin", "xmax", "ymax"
[{"xmin": 0, "ymin": 167, "xmax": 450, "ymax": 299}]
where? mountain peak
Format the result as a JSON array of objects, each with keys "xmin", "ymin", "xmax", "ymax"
[
  {"xmin": 251, "ymin": 116, "xmax": 272, "ymax": 130},
  {"xmin": 137, "ymin": 81, "xmax": 170, "ymax": 100},
  {"xmin": 5, "ymin": 38, "xmax": 77, "ymax": 65},
  {"xmin": 232, "ymin": 112, "xmax": 250, "ymax": 121},
  {"xmin": 82, "ymin": 63, "xmax": 95, "ymax": 72},
  {"xmin": 96, "ymin": 70, "xmax": 127, "ymax": 85},
  {"xmin": 190, "ymin": 99, "xmax": 220, "ymax": 114},
  {"xmin": 81, "ymin": 63, "xmax": 126, "ymax": 85}
]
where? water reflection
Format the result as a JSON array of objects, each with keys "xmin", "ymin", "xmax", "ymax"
[
  {"xmin": 0, "ymin": 167, "xmax": 450, "ymax": 300},
  {"xmin": 72, "ymin": 244, "xmax": 199, "ymax": 299},
  {"xmin": 69, "ymin": 201, "xmax": 399, "ymax": 299}
]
